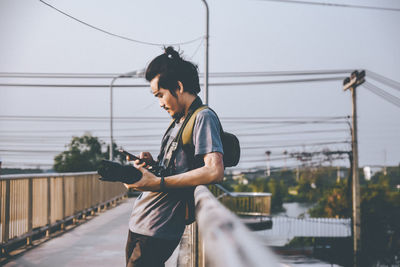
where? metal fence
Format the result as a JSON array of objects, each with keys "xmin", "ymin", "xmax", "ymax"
[
  {"xmin": 263, "ymin": 216, "xmax": 352, "ymax": 238},
  {"xmin": 0, "ymin": 172, "xmax": 126, "ymax": 249},
  {"xmin": 209, "ymin": 184, "xmax": 271, "ymax": 216}
]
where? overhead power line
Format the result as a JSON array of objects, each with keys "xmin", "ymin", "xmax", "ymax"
[
  {"xmin": 205, "ymin": 69, "xmax": 352, "ymax": 78},
  {"xmin": 0, "ymin": 83, "xmax": 147, "ymax": 88},
  {"xmin": 38, "ymin": 0, "xmax": 204, "ymax": 46},
  {"xmin": 0, "ymin": 115, "xmax": 348, "ymax": 120},
  {"xmin": 241, "ymin": 140, "xmax": 350, "ymax": 150},
  {"xmin": 0, "ymin": 120, "xmax": 349, "ymax": 134},
  {"xmin": 0, "ymin": 128, "xmax": 348, "ymax": 140},
  {"xmin": 363, "ymin": 82, "xmax": 400, "ymax": 108},
  {"xmin": 367, "ymin": 70, "xmax": 400, "ymax": 92},
  {"xmin": 0, "ymin": 69, "xmax": 352, "ymax": 79},
  {"xmin": 0, "ymin": 76, "xmax": 344, "ymax": 88},
  {"xmin": 256, "ymin": 0, "xmax": 400, "ymax": 12}
]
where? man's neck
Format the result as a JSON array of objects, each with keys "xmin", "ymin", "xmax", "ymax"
[{"xmin": 179, "ymin": 94, "xmax": 197, "ymax": 122}]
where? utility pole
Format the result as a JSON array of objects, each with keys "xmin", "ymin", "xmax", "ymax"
[{"xmin": 343, "ymin": 70, "xmax": 365, "ymax": 266}]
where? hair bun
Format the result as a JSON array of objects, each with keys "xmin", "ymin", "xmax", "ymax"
[{"xmin": 164, "ymin": 46, "xmax": 181, "ymax": 60}]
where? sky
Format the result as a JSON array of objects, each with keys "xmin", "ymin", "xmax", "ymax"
[{"xmin": 0, "ymin": 0, "xmax": 399, "ymax": 171}]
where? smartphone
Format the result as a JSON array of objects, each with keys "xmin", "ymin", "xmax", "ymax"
[
  {"xmin": 119, "ymin": 148, "xmax": 160, "ymax": 175},
  {"xmin": 118, "ymin": 149, "xmax": 142, "ymax": 162}
]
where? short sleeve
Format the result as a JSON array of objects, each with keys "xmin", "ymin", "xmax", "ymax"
[{"xmin": 192, "ymin": 109, "xmax": 224, "ymax": 156}]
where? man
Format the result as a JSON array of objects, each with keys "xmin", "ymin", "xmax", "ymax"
[{"xmin": 124, "ymin": 47, "xmax": 225, "ymax": 267}]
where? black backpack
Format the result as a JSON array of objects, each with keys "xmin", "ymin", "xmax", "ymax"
[{"xmin": 180, "ymin": 105, "xmax": 240, "ymax": 168}]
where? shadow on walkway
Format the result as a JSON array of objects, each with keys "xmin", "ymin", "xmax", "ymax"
[{"xmin": 5, "ymin": 198, "xmax": 135, "ymax": 267}]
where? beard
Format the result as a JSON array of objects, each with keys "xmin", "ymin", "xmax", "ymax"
[{"xmin": 172, "ymin": 110, "xmax": 184, "ymax": 120}]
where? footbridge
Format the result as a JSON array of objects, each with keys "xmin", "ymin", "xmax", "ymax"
[{"xmin": 1, "ymin": 171, "xmax": 335, "ymax": 267}]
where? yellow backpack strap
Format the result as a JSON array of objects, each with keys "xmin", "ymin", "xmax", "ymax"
[{"xmin": 181, "ymin": 105, "xmax": 208, "ymax": 147}]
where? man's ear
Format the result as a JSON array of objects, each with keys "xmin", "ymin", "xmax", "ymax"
[{"xmin": 177, "ymin": 81, "xmax": 184, "ymax": 94}]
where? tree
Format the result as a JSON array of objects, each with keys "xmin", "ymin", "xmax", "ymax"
[
  {"xmin": 53, "ymin": 134, "xmax": 125, "ymax": 172},
  {"xmin": 309, "ymin": 168, "xmax": 400, "ymax": 265}
]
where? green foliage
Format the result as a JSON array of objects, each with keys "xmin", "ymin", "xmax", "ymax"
[
  {"xmin": 268, "ymin": 178, "xmax": 286, "ymax": 212},
  {"xmin": 225, "ymin": 165, "xmax": 400, "ymax": 264},
  {"xmin": 309, "ymin": 180, "xmax": 351, "ymax": 218},
  {"xmin": 295, "ymin": 167, "xmax": 339, "ymax": 203},
  {"xmin": 53, "ymin": 134, "xmax": 125, "ymax": 172},
  {"xmin": 360, "ymin": 181, "xmax": 400, "ymax": 265},
  {"xmin": 309, "ymin": 167, "xmax": 400, "ymax": 265}
]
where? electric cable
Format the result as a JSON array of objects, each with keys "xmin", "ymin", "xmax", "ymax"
[
  {"xmin": 0, "ymin": 69, "xmax": 353, "ymax": 78},
  {"xmin": 241, "ymin": 141, "xmax": 350, "ymax": 150},
  {"xmin": 0, "ymin": 76, "xmax": 344, "ymax": 88},
  {"xmin": 255, "ymin": 0, "xmax": 400, "ymax": 12},
  {"xmin": 190, "ymin": 37, "xmax": 205, "ymax": 60},
  {"xmin": 0, "ymin": 129, "xmax": 349, "ymax": 140},
  {"xmin": 38, "ymin": 0, "xmax": 204, "ymax": 46},
  {"xmin": 367, "ymin": 70, "xmax": 400, "ymax": 92},
  {"xmin": 0, "ymin": 115, "xmax": 348, "ymax": 120},
  {"xmin": 363, "ymin": 82, "xmax": 400, "ymax": 108}
]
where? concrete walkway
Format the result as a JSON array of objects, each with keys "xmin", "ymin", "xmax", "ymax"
[{"xmin": 4, "ymin": 198, "xmax": 178, "ymax": 267}]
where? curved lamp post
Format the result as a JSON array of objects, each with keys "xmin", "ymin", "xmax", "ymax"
[
  {"xmin": 201, "ymin": 0, "xmax": 209, "ymax": 105},
  {"xmin": 109, "ymin": 69, "xmax": 145, "ymax": 160}
]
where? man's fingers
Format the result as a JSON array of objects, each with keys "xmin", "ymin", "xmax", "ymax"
[
  {"xmin": 134, "ymin": 160, "xmax": 147, "ymax": 171},
  {"xmin": 140, "ymin": 152, "xmax": 153, "ymax": 164}
]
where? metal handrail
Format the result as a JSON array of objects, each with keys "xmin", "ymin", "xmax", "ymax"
[
  {"xmin": 177, "ymin": 186, "xmax": 280, "ymax": 267},
  {"xmin": 0, "ymin": 171, "xmax": 97, "ymax": 180},
  {"xmin": 0, "ymin": 171, "xmax": 126, "ymax": 251}
]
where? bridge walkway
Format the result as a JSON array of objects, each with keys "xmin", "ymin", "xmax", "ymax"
[{"xmin": 4, "ymin": 198, "xmax": 178, "ymax": 267}]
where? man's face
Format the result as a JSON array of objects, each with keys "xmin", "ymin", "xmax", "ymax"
[{"xmin": 151, "ymin": 76, "xmax": 184, "ymax": 119}]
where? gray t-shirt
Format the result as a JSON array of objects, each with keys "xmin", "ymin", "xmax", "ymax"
[{"xmin": 128, "ymin": 109, "xmax": 223, "ymax": 240}]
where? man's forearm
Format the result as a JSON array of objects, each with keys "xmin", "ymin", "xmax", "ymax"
[
  {"xmin": 164, "ymin": 153, "xmax": 224, "ymax": 188},
  {"xmin": 126, "ymin": 152, "xmax": 224, "ymax": 192},
  {"xmin": 164, "ymin": 165, "xmax": 223, "ymax": 188}
]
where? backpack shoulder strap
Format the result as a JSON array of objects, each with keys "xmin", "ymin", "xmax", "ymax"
[{"xmin": 181, "ymin": 105, "xmax": 208, "ymax": 147}]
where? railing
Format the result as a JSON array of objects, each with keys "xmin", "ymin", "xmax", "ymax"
[
  {"xmin": 0, "ymin": 171, "xmax": 126, "ymax": 251},
  {"xmin": 178, "ymin": 186, "xmax": 279, "ymax": 267},
  {"xmin": 209, "ymin": 184, "xmax": 271, "ymax": 217}
]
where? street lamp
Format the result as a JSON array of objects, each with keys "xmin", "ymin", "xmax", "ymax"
[
  {"xmin": 201, "ymin": 0, "xmax": 209, "ymax": 105},
  {"xmin": 343, "ymin": 69, "xmax": 365, "ymax": 266},
  {"xmin": 109, "ymin": 69, "xmax": 145, "ymax": 160}
]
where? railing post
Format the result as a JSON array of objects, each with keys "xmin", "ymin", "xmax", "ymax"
[
  {"xmin": 73, "ymin": 176, "xmax": 77, "ymax": 224},
  {"xmin": 27, "ymin": 178, "xmax": 33, "ymax": 245},
  {"xmin": 61, "ymin": 176, "xmax": 65, "ymax": 230},
  {"xmin": 2, "ymin": 180, "xmax": 10, "ymax": 249},
  {"xmin": 46, "ymin": 177, "xmax": 51, "ymax": 237}
]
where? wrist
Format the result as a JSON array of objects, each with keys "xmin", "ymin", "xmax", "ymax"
[{"xmin": 160, "ymin": 175, "xmax": 166, "ymax": 191}]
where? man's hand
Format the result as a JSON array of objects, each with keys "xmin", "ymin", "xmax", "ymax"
[
  {"xmin": 124, "ymin": 152, "xmax": 160, "ymax": 191},
  {"xmin": 139, "ymin": 152, "xmax": 154, "ymax": 165},
  {"xmin": 126, "ymin": 151, "xmax": 154, "ymax": 166},
  {"xmin": 124, "ymin": 161, "xmax": 160, "ymax": 191}
]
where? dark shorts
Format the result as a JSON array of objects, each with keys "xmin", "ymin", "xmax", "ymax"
[{"xmin": 125, "ymin": 231, "xmax": 181, "ymax": 267}]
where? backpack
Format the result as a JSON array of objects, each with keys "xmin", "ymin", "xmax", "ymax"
[{"xmin": 181, "ymin": 106, "xmax": 241, "ymax": 168}]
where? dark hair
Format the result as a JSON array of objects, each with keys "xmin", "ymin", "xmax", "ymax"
[{"xmin": 145, "ymin": 46, "xmax": 200, "ymax": 96}]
